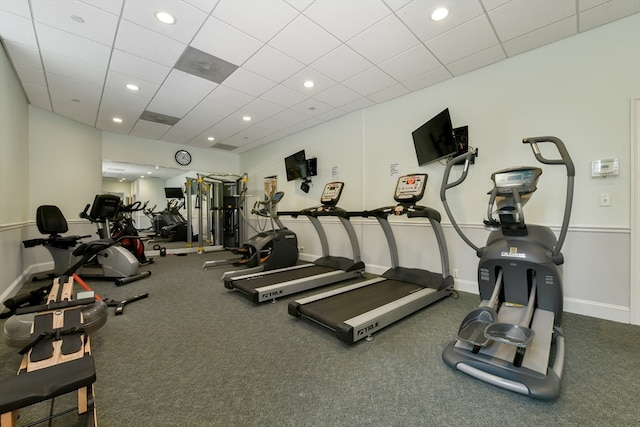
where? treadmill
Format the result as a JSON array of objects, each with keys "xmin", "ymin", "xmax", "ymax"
[
  {"xmin": 288, "ymin": 174, "xmax": 454, "ymax": 343},
  {"xmin": 223, "ymin": 182, "xmax": 365, "ymax": 303}
]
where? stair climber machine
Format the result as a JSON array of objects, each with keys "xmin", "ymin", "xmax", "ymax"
[
  {"xmin": 202, "ymin": 190, "xmax": 298, "ymax": 277},
  {"xmin": 288, "ymin": 174, "xmax": 454, "ymax": 343},
  {"xmin": 440, "ymin": 136, "xmax": 574, "ymax": 400},
  {"xmin": 224, "ymin": 181, "xmax": 365, "ymax": 304}
]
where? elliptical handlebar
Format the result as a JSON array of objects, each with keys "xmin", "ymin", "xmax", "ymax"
[
  {"xmin": 440, "ymin": 149, "xmax": 481, "ymax": 254},
  {"xmin": 523, "ymin": 136, "xmax": 575, "ymax": 177},
  {"xmin": 523, "ymin": 136, "xmax": 574, "ymax": 261}
]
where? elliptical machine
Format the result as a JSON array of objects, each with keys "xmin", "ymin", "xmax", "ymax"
[
  {"xmin": 440, "ymin": 136, "xmax": 574, "ymax": 400},
  {"xmin": 202, "ymin": 189, "xmax": 298, "ymax": 276}
]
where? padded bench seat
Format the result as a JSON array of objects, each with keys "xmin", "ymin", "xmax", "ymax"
[{"xmin": 0, "ymin": 355, "xmax": 96, "ymax": 414}]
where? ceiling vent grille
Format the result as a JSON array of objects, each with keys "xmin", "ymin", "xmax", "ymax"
[
  {"xmin": 211, "ymin": 143, "xmax": 238, "ymax": 151},
  {"xmin": 139, "ymin": 110, "xmax": 181, "ymax": 126},
  {"xmin": 175, "ymin": 46, "xmax": 238, "ymax": 84}
]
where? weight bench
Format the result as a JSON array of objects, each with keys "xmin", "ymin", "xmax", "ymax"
[{"xmin": 0, "ymin": 276, "xmax": 98, "ymax": 426}]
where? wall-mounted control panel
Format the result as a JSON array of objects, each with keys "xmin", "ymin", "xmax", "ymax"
[{"xmin": 591, "ymin": 159, "xmax": 619, "ymax": 177}]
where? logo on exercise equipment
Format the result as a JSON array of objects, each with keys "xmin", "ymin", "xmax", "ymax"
[
  {"xmin": 356, "ymin": 321, "xmax": 379, "ymax": 336},
  {"xmin": 501, "ymin": 247, "xmax": 526, "ymax": 258}
]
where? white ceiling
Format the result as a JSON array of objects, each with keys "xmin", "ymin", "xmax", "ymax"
[{"xmin": 1, "ymin": 0, "xmax": 639, "ymax": 157}]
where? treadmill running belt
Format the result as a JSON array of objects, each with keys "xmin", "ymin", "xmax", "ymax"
[
  {"xmin": 299, "ymin": 280, "xmax": 424, "ymax": 328},
  {"xmin": 233, "ymin": 265, "xmax": 336, "ymax": 293}
]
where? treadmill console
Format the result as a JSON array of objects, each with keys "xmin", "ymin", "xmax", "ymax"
[
  {"xmin": 492, "ymin": 167, "xmax": 542, "ymax": 195},
  {"xmin": 394, "ymin": 174, "xmax": 427, "ymax": 204},
  {"xmin": 320, "ymin": 182, "xmax": 344, "ymax": 207}
]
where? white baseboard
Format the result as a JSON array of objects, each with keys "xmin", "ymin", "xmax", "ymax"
[{"xmin": 0, "ymin": 262, "xmax": 53, "ymax": 303}]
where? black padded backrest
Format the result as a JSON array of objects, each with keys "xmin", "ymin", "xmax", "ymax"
[{"xmin": 36, "ymin": 205, "xmax": 68, "ymax": 235}]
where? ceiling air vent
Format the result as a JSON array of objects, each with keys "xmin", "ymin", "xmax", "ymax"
[
  {"xmin": 211, "ymin": 143, "xmax": 238, "ymax": 151},
  {"xmin": 139, "ymin": 110, "xmax": 181, "ymax": 126},
  {"xmin": 175, "ymin": 46, "xmax": 238, "ymax": 84}
]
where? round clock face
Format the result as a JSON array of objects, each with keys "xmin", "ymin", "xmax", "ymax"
[{"xmin": 175, "ymin": 149, "xmax": 192, "ymax": 166}]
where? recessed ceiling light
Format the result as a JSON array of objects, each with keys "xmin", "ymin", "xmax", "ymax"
[
  {"xmin": 113, "ymin": 117, "xmax": 123, "ymax": 123},
  {"xmin": 304, "ymin": 80, "xmax": 315, "ymax": 88},
  {"xmin": 147, "ymin": 171, "xmax": 152, "ymax": 175},
  {"xmin": 140, "ymin": 175, "xmax": 145, "ymax": 179},
  {"xmin": 126, "ymin": 83, "xmax": 139, "ymax": 91},
  {"xmin": 156, "ymin": 11, "xmax": 176, "ymax": 25},
  {"xmin": 431, "ymin": 7, "xmax": 449, "ymax": 21},
  {"xmin": 208, "ymin": 136, "xmax": 215, "ymax": 141},
  {"xmin": 242, "ymin": 116, "xmax": 251, "ymax": 122}
]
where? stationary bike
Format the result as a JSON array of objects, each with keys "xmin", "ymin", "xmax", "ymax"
[{"xmin": 440, "ymin": 136, "xmax": 574, "ymax": 400}]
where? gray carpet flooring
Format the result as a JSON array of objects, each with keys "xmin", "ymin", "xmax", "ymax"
[{"xmin": 2, "ymin": 250, "xmax": 639, "ymax": 426}]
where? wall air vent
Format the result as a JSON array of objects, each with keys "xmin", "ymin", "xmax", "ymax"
[
  {"xmin": 139, "ymin": 110, "xmax": 181, "ymax": 126},
  {"xmin": 175, "ymin": 46, "xmax": 238, "ymax": 84}
]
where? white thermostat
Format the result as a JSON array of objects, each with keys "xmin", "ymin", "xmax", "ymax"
[{"xmin": 591, "ymin": 159, "xmax": 619, "ymax": 177}]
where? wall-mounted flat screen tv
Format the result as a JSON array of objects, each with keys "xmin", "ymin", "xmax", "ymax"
[
  {"xmin": 284, "ymin": 149, "xmax": 308, "ymax": 181},
  {"xmin": 412, "ymin": 108, "xmax": 458, "ymax": 166}
]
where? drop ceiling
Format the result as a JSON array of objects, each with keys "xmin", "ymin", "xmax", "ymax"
[{"xmin": 1, "ymin": 0, "xmax": 638, "ymax": 154}]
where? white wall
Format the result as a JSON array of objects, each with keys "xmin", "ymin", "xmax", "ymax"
[
  {"xmin": 241, "ymin": 15, "xmax": 640, "ymax": 323},
  {"xmin": 0, "ymin": 40, "xmax": 29, "ymax": 302}
]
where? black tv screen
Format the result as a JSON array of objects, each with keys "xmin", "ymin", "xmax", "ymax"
[
  {"xmin": 412, "ymin": 108, "xmax": 458, "ymax": 166},
  {"xmin": 284, "ymin": 149, "xmax": 308, "ymax": 181}
]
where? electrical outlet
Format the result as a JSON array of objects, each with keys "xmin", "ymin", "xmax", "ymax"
[
  {"xmin": 452, "ymin": 268, "xmax": 459, "ymax": 278},
  {"xmin": 600, "ymin": 193, "xmax": 611, "ymax": 207},
  {"xmin": 299, "ymin": 247, "xmax": 304, "ymax": 253}
]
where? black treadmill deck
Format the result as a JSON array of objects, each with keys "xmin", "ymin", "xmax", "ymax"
[
  {"xmin": 298, "ymin": 279, "xmax": 424, "ymax": 328},
  {"xmin": 231, "ymin": 264, "xmax": 336, "ymax": 294}
]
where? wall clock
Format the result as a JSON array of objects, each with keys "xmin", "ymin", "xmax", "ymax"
[{"xmin": 175, "ymin": 149, "xmax": 192, "ymax": 166}]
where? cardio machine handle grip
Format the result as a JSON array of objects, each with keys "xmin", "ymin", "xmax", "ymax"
[
  {"xmin": 439, "ymin": 149, "xmax": 476, "ymax": 202},
  {"xmin": 523, "ymin": 136, "xmax": 575, "ymax": 177}
]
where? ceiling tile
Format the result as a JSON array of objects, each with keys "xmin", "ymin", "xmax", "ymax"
[
  {"xmin": 13, "ymin": 64, "xmax": 46, "ymax": 87},
  {"xmin": 240, "ymin": 98, "xmax": 286, "ymax": 123},
  {"xmin": 378, "ymin": 44, "xmax": 441, "ymax": 82},
  {"xmin": 22, "ymin": 82, "xmax": 52, "ymax": 111},
  {"xmin": 0, "ymin": 11, "xmax": 38, "ymax": 47},
  {"xmin": 579, "ymin": 0, "xmax": 640, "ymax": 31},
  {"xmin": 281, "ymin": 67, "xmax": 336, "ymax": 96},
  {"xmin": 488, "ymin": 0, "xmax": 576, "ymax": 41},
  {"xmin": 221, "ymin": 68, "xmax": 276, "ymax": 97},
  {"xmin": 303, "ymin": 0, "xmax": 391, "ymax": 42},
  {"xmin": 36, "ymin": 24, "xmax": 111, "ymax": 68},
  {"xmin": 122, "ymin": 0, "xmax": 208, "ymax": 44},
  {"xmin": 502, "ymin": 17, "xmax": 576, "ymax": 57},
  {"xmin": 396, "ymin": 0, "xmax": 485, "ymax": 42},
  {"xmin": 104, "ymin": 70, "xmax": 159, "ymax": 99},
  {"xmin": 206, "ymin": 85, "xmax": 254, "ymax": 108},
  {"xmin": 401, "ymin": 66, "xmax": 451, "ymax": 91},
  {"xmin": 425, "ymin": 15, "xmax": 499, "ymax": 64},
  {"xmin": 259, "ymin": 83, "xmax": 309, "ymax": 108},
  {"xmin": 310, "ymin": 45, "xmax": 372, "ymax": 82},
  {"xmin": 2, "ymin": 41, "xmax": 42, "ymax": 70},
  {"xmin": 147, "ymin": 85, "xmax": 204, "ymax": 118},
  {"xmin": 347, "ymin": 14, "xmax": 420, "ymax": 64},
  {"xmin": 42, "ymin": 52, "xmax": 106, "ymax": 85},
  {"xmin": 445, "ymin": 44, "xmax": 505, "ymax": 76},
  {"xmin": 130, "ymin": 119, "xmax": 172, "ymax": 139},
  {"xmin": 367, "ymin": 82, "xmax": 410, "ymax": 103},
  {"xmin": 163, "ymin": 68, "xmax": 218, "ymax": 97},
  {"xmin": 31, "ymin": 0, "xmax": 119, "ymax": 46},
  {"xmin": 242, "ymin": 45, "xmax": 305, "ymax": 83},
  {"xmin": 343, "ymin": 66, "xmax": 397, "ymax": 96},
  {"xmin": 108, "ymin": 49, "xmax": 172, "ymax": 85},
  {"xmin": 269, "ymin": 15, "xmax": 341, "ymax": 65},
  {"xmin": 114, "ymin": 20, "xmax": 186, "ymax": 67},
  {"xmin": 190, "ymin": 16, "xmax": 262, "ymax": 66},
  {"xmin": 212, "ymin": 0, "xmax": 298, "ymax": 42},
  {"xmin": 82, "ymin": 0, "xmax": 124, "ymax": 16},
  {"xmin": 313, "ymin": 84, "xmax": 362, "ymax": 108}
]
